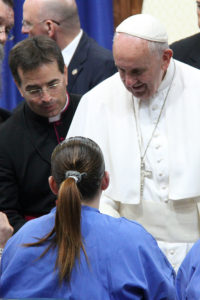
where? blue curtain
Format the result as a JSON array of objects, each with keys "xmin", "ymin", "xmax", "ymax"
[
  {"xmin": 76, "ymin": 0, "xmax": 114, "ymax": 50},
  {"xmin": 0, "ymin": 0, "xmax": 114, "ymax": 110}
]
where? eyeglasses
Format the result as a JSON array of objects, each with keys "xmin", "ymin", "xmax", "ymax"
[
  {"xmin": 0, "ymin": 25, "xmax": 14, "ymax": 41},
  {"xmin": 22, "ymin": 19, "xmax": 60, "ymax": 30},
  {"xmin": 25, "ymin": 81, "xmax": 62, "ymax": 99}
]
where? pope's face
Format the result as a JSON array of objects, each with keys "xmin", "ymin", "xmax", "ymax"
[
  {"xmin": 113, "ymin": 33, "xmax": 171, "ymax": 100},
  {"xmin": 17, "ymin": 61, "xmax": 68, "ymax": 118}
]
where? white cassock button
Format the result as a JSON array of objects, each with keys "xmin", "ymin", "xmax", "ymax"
[{"xmin": 170, "ymin": 250, "xmax": 174, "ymax": 255}]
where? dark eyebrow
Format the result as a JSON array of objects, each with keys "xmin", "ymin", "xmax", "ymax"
[
  {"xmin": 48, "ymin": 79, "xmax": 59, "ymax": 85},
  {"xmin": 25, "ymin": 79, "xmax": 59, "ymax": 90},
  {"xmin": 131, "ymin": 68, "xmax": 145, "ymax": 74},
  {"xmin": 25, "ymin": 85, "xmax": 41, "ymax": 91}
]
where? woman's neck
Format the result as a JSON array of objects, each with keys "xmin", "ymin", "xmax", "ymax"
[{"xmin": 82, "ymin": 192, "xmax": 100, "ymax": 209}]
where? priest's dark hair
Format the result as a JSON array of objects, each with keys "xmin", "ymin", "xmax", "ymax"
[
  {"xmin": 9, "ymin": 35, "xmax": 65, "ymax": 86},
  {"xmin": 24, "ymin": 136, "xmax": 105, "ymax": 283}
]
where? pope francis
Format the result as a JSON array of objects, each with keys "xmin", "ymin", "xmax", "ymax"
[{"xmin": 67, "ymin": 14, "xmax": 200, "ymax": 272}]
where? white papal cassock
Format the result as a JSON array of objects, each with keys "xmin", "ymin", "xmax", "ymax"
[{"xmin": 67, "ymin": 58, "xmax": 200, "ymax": 271}]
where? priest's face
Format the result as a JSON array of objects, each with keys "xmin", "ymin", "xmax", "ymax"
[
  {"xmin": 113, "ymin": 33, "xmax": 172, "ymax": 100},
  {"xmin": 16, "ymin": 61, "xmax": 68, "ymax": 118}
]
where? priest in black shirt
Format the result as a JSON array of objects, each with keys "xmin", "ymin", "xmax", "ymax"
[{"xmin": 0, "ymin": 36, "xmax": 81, "ymax": 232}]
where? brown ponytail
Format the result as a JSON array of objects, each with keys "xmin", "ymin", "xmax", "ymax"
[
  {"xmin": 24, "ymin": 137, "xmax": 105, "ymax": 283},
  {"xmin": 55, "ymin": 177, "xmax": 87, "ymax": 282}
]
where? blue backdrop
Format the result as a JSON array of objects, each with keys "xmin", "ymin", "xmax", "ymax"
[{"xmin": 1, "ymin": 0, "xmax": 114, "ymax": 110}]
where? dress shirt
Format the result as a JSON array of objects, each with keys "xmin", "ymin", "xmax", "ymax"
[
  {"xmin": 176, "ymin": 239, "xmax": 200, "ymax": 299},
  {"xmin": 62, "ymin": 30, "xmax": 83, "ymax": 66},
  {"xmin": 0, "ymin": 206, "xmax": 175, "ymax": 299}
]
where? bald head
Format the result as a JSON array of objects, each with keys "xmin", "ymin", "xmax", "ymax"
[{"xmin": 22, "ymin": 0, "xmax": 80, "ymax": 48}]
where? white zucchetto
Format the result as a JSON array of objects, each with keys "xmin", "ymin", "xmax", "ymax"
[{"xmin": 116, "ymin": 14, "xmax": 168, "ymax": 43}]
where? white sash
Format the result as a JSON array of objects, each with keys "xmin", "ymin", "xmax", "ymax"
[{"xmin": 119, "ymin": 198, "xmax": 200, "ymax": 243}]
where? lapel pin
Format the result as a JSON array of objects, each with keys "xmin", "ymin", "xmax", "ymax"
[{"xmin": 72, "ymin": 69, "xmax": 78, "ymax": 76}]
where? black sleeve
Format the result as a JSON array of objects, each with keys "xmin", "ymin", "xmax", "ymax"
[{"xmin": 0, "ymin": 142, "xmax": 26, "ymax": 233}]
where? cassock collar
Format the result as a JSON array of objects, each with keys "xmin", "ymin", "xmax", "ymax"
[
  {"xmin": 48, "ymin": 94, "xmax": 69, "ymax": 123},
  {"xmin": 24, "ymin": 95, "xmax": 69, "ymax": 124}
]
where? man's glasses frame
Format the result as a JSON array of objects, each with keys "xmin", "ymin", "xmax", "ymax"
[
  {"xmin": 22, "ymin": 19, "xmax": 60, "ymax": 30},
  {"xmin": 24, "ymin": 81, "xmax": 63, "ymax": 99}
]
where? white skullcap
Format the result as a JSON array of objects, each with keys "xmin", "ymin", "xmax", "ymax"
[{"xmin": 116, "ymin": 14, "xmax": 168, "ymax": 43}]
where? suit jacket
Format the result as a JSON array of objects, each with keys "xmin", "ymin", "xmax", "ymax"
[
  {"xmin": 67, "ymin": 31, "xmax": 117, "ymax": 95},
  {"xmin": 0, "ymin": 108, "xmax": 11, "ymax": 124},
  {"xmin": 0, "ymin": 94, "xmax": 80, "ymax": 232},
  {"xmin": 170, "ymin": 33, "xmax": 200, "ymax": 69}
]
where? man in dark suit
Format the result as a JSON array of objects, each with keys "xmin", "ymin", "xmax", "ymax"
[
  {"xmin": 170, "ymin": 1, "xmax": 200, "ymax": 69},
  {"xmin": 22, "ymin": 0, "xmax": 117, "ymax": 95},
  {"xmin": 0, "ymin": 36, "xmax": 81, "ymax": 233},
  {"xmin": 0, "ymin": 0, "xmax": 14, "ymax": 124}
]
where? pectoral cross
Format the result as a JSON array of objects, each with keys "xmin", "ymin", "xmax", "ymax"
[{"xmin": 140, "ymin": 160, "xmax": 152, "ymax": 200}]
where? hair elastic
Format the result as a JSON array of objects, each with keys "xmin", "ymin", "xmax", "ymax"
[{"xmin": 65, "ymin": 171, "xmax": 87, "ymax": 183}]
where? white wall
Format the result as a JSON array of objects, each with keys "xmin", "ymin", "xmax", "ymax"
[{"xmin": 142, "ymin": 0, "xmax": 199, "ymax": 44}]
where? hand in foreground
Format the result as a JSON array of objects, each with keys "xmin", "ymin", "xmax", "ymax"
[{"xmin": 0, "ymin": 212, "xmax": 13, "ymax": 248}]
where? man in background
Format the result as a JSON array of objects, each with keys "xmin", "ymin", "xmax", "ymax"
[
  {"xmin": 22, "ymin": 0, "xmax": 117, "ymax": 95},
  {"xmin": 0, "ymin": 0, "xmax": 14, "ymax": 46},
  {"xmin": 0, "ymin": 36, "xmax": 80, "ymax": 233},
  {"xmin": 170, "ymin": 1, "xmax": 200, "ymax": 69},
  {"xmin": 0, "ymin": 0, "xmax": 14, "ymax": 123}
]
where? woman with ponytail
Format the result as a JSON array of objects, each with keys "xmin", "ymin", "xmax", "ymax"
[{"xmin": 0, "ymin": 137, "xmax": 175, "ymax": 299}]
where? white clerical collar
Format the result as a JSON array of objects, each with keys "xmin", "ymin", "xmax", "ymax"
[
  {"xmin": 62, "ymin": 29, "xmax": 83, "ymax": 66},
  {"xmin": 48, "ymin": 94, "xmax": 69, "ymax": 123}
]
